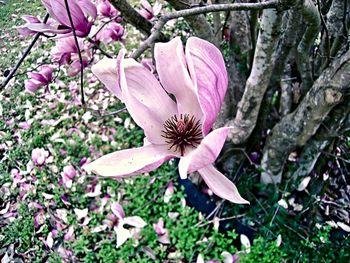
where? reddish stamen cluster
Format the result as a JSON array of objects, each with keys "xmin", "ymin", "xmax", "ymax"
[{"xmin": 161, "ymin": 114, "xmax": 202, "ymax": 156}]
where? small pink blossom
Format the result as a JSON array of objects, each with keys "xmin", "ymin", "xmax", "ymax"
[
  {"xmin": 51, "ymin": 37, "xmax": 91, "ymax": 76},
  {"xmin": 74, "ymin": 208, "xmax": 89, "ymax": 221},
  {"xmin": 138, "ymin": 0, "xmax": 162, "ymax": 20},
  {"xmin": 25, "ymin": 65, "xmax": 53, "ymax": 93},
  {"xmin": 31, "ymin": 148, "xmax": 50, "ymax": 166},
  {"xmin": 96, "ymin": 22, "xmax": 125, "ymax": 44},
  {"xmin": 97, "ymin": 0, "xmax": 119, "ymax": 18},
  {"xmin": 10, "ymin": 169, "xmax": 23, "ymax": 185},
  {"xmin": 34, "ymin": 209, "xmax": 46, "ymax": 228}
]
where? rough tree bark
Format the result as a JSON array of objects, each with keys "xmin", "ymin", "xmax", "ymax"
[
  {"xmin": 215, "ymin": 0, "xmax": 252, "ymax": 128},
  {"xmin": 292, "ymin": 99, "xmax": 350, "ymax": 179},
  {"xmin": 295, "ymin": 0, "xmax": 321, "ymax": 95},
  {"xmin": 226, "ymin": 7, "xmax": 283, "ymax": 144},
  {"xmin": 261, "ymin": 50, "xmax": 350, "ymax": 184}
]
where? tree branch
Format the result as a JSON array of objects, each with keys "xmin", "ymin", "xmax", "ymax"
[
  {"xmin": 296, "ymin": 0, "xmax": 321, "ymax": 95},
  {"xmin": 167, "ymin": 0, "xmax": 216, "ymax": 44},
  {"xmin": 130, "ymin": 0, "xmax": 287, "ymax": 59},
  {"xmin": 110, "ymin": 0, "xmax": 153, "ymax": 36},
  {"xmin": 291, "ymin": 98, "xmax": 350, "ymax": 179},
  {"xmin": 225, "ymin": 7, "xmax": 283, "ymax": 144},
  {"xmin": 0, "ymin": 13, "xmax": 49, "ymax": 89},
  {"xmin": 260, "ymin": 50, "xmax": 350, "ymax": 184}
]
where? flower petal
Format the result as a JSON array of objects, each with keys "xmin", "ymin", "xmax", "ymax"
[
  {"xmin": 22, "ymin": 15, "xmax": 41, "ymax": 23},
  {"xmin": 92, "ymin": 50, "xmax": 178, "ymax": 144},
  {"xmin": 198, "ymin": 165, "xmax": 249, "ymax": 204},
  {"xmin": 154, "ymin": 37, "xmax": 202, "ymax": 121},
  {"xmin": 186, "ymin": 37, "xmax": 228, "ymax": 135},
  {"xmin": 178, "ymin": 127, "xmax": 230, "ymax": 179},
  {"xmin": 111, "ymin": 202, "xmax": 125, "ymax": 219},
  {"xmin": 83, "ymin": 144, "xmax": 173, "ymax": 178},
  {"xmin": 120, "ymin": 57, "xmax": 178, "ymax": 144},
  {"xmin": 115, "ymin": 225, "xmax": 131, "ymax": 248},
  {"xmin": 123, "ymin": 216, "xmax": 147, "ymax": 228},
  {"xmin": 91, "ymin": 54, "xmax": 123, "ymax": 100},
  {"xmin": 77, "ymin": 0, "xmax": 97, "ymax": 19},
  {"xmin": 140, "ymin": 0, "xmax": 153, "ymax": 12},
  {"xmin": 50, "ymin": 0, "xmax": 89, "ymax": 34},
  {"xmin": 26, "ymin": 23, "xmax": 70, "ymax": 34}
]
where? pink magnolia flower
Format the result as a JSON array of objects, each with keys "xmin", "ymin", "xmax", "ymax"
[
  {"xmin": 96, "ymin": 22, "xmax": 125, "ymax": 44},
  {"xmin": 85, "ymin": 37, "xmax": 248, "ymax": 204},
  {"xmin": 25, "ymin": 65, "xmax": 53, "ymax": 93},
  {"xmin": 138, "ymin": 0, "xmax": 162, "ymax": 20},
  {"xmin": 31, "ymin": 148, "xmax": 50, "ymax": 166},
  {"xmin": 27, "ymin": 0, "xmax": 97, "ymax": 37},
  {"xmin": 108, "ymin": 202, "xmax": 147, "ymax": 247},
  {"xmin": 97, "ymin": 0, "xmax": 119, "ymax": 18}
]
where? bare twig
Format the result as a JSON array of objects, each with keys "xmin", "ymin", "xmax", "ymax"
[
  {"xmin": 87, "ymin": 38, "xmax": 113, "ymax": 58},
  {"xmin": 110, "ymin": 0, "xmax": 153, "ymax": 36},
  {"xmin": 130, "ymin": 0, "xmax": 284, "ymax": 59},
  {"xmin": 1, "ymin": 13, "xmax": 49, "ymax": 89},
  {"xmin": 91, "ymin": 15, "xmax": 120, "ymax": 39},
  {"xmin": 91, "ymin": 107, "xmax": 127, "ymax": 117},
  {"xmin": 167, "ymin": 0, "xmax": 216, "ymax": 44},
  {"xmin": 64, "ymin": 0, "xmax": 85, "ymax": 105}
]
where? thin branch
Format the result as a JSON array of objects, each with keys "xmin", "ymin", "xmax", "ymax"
[
  {"xmin": 64, "ymin": 0, "xmax": 85, "ymax": 105},
  {"xmin": 109, "ymin": 0, "xmax": 153, "ymax": 36},
  {"xmin": 166, "ymin": 0, "xmax": 216, "ymax": 44},
  {"xmin": 1, "ymin": 13, "xmax": 49, "ymax": 89},
  {"xmin": 87, "ymin": 38, "xmax": 113, "ymax": 58},
  {"xmin": 91, "ymin": 107, "xmax": 127, "ymax": 117},
  {"xmin": 130, "ymin": 0, "xmax": 285, "ymax": 59},
  {"xmin": 90, "ymin": 15, "xmax": 120, "ymax": 40}
]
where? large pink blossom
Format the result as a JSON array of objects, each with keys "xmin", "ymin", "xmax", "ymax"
[
  {"xmin": 27, "ymin": 0, "xmax": 97, "ymax": 37},
  {"xmin": 85, "ymin": 37, "xmax": 248, "ymax": 204}
]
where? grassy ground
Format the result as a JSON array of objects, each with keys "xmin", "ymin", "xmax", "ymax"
[{"xmin": 0, "ymin": 0, "xmax": 349, "ymax": 262}]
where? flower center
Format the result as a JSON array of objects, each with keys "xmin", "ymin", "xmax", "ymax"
[{"xmin": 161, "ymin": 114, "xmax": 202, "ymax": 156}]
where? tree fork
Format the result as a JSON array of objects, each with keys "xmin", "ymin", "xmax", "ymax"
[{"xmin": 260, "ymin": 50, "xmax": 350, "ymax": 184}]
